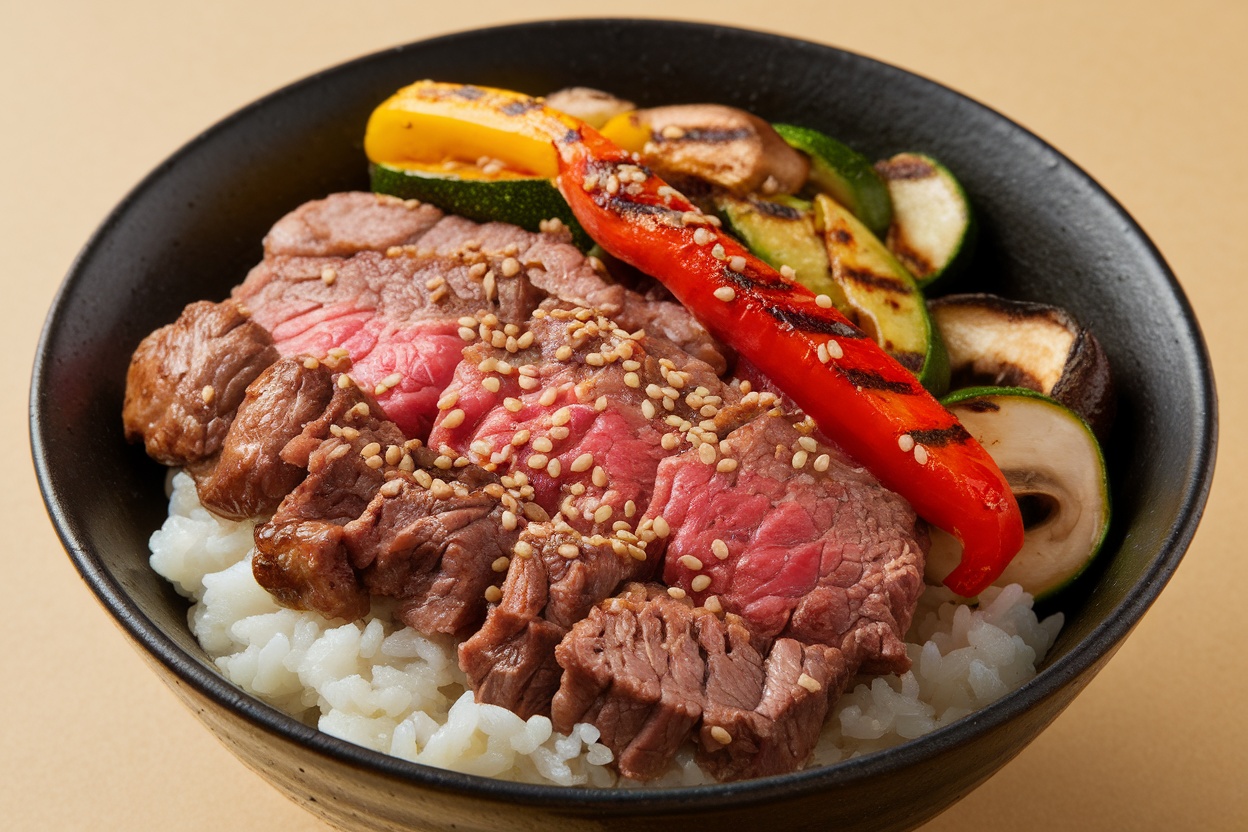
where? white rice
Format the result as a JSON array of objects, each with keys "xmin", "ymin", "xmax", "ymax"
[{"xmin": 151, "ymin": 471, "xmax": 1062, "ymax": 786}]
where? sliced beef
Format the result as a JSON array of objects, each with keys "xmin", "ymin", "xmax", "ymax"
[
  {"xmin": 457, "ymin": 552, "xmax": 568, "ymax": 719},
  {"xmin": 552, "ymin": 584, "xmax": 707, "ymax": 781},
  {"xmin": 194, "ymin": 357, "xmax": 335, "ymax": 519},
  {"xmin": 252, "ymin": 383, "xmax": 404, "ymax": 620},
  {"xmin": 696, "ymin": 637, "xmax": 849, "ymax": 781},
  {"xmin": 234, "ymin": 193, "xmax": 725, "ymax": 437},
  {"xmin": 458, "ymin": 524, "xmax": 656, "ymax": 717},
  {"xmin": 123, "ymin": 299, "xmax": 278, "ymax": 466},
  {"xmin": 650, "ymin": 412, "xmax": 926, "ymax": 675},
  {"xmin": 427, "ymin": 307, "xmax": 743, "ymax": 538},
  {"xmin": 341, "ymin": 473, "xmax": 512, "ymax": 637}
]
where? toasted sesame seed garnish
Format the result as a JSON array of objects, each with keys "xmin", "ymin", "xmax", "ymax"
[
  {"xmin": 570, "ymin": 453, "xmax": 594, "ymax": 473},
  {"xmin": 500, "ymin": 257, "xmax": 521, "ymax": 277},
  {"xmin": 340, "ymin": 426, "xmax": 360, "ymax": 441},
  {"xmin": 501, "ymin": 510, "xmax": 517, "ymax": 531},
  {"xmin": 328, "ymin": 443, "xmax": 352, "ymax": 461},
  {"xmin": 495, "ymin": 360, "xmax": 513, "ymax": 375},
  {"xmin": 660, "ymin": 433, "xmax": 680, "ymax": 451},
  {"xmin": 826, "ymin": 339, "xmax": 844, "ymax": 360},
  {"xmin": 546, "ymin": 457, "xmax": 562, "ymax": 477},
  {"xmin": 711, "ymin": 243, "xmax": 727, "ymax": 260},
  {"xmin": 728, "ymin": 255, "xmax": 747, "ymax": 271},
  {"xmin": 691, "ymin": 575, "xmax": 712, "ymax": 593},
  {"xmin": 640, "ymin": 400, "xmax": 657, "ymax": 419},
  {"xmin": 593, "ymin": 504, "xmax": 614, "ymax": 524},
  {"xmin": 797, "ymin": 673, "xmax": 822, "ymax": 693},
  {"xmin": 504, "ymin": 397, "xmax": 523, "ymax": 413},
  {"xmin": 385, "ymin": 445, "xmax": 402, "ymax": 466},
  {"xmin": 592, "ymin": 466, "xmax": 608, "ymax": 488},
  {"xmin": 711, "ymin": 539, "xmax": 730, "ymax": 561},
  {"xmin": 698, "ymin": 444, "xmax": 717, "ymax": 465},
  {"xmin": 491, "ymin": 556, "xmax": 511, "ymax": 573},
  {"xmin": 412, "ymin": 469, "xmax": 433, "ymax": 489},
  {"xmin": 425, "ymin": 275, "xmax": 446, "ymax": 291},
  {"xmin": 792, "ymin": 450, "xmax": 809, "ymax": 469},
  {"xmin": 484, "ymin": 585, "xmax": 503, "ymax": 603},
  {"xmin": 379, "ymin": 479, "xmax": 404, "ymax": 498},
  {"xmin": 478, "ymin": 377, "xmax": 500, "ymax": 395},
  {"xmin": 527, "ymin": 454, "xmax": 548, "ymax": 470},
  {"xmin": 430, "ymin": 285, "xmax": 449, "ymax": 303},
  {"xmin": 201, "ymin": 385, "xmax": 215, "ymax": 404},
  {"xmin": 716, "ymin": 458, "xmax": 738, "ymax": 473},
  {"xmin": 537, "ymin": 387, "xmax": 559, "ymax": 407},
  {"xmin": 585, "ymin": 352, "xmax": 605, "ymax": 367},
  {"xmin": 530, "ymin": 436, "xmax": 553, "ymax": 454},
  {"xmin": 667, "ymin": 586, "xmax": 687, "ymax": 600},
  {"xmin": 437, "ymin": 391, "xmax": 459, "ymax": 410},
  {"xmin": 679, "ymin": 555, "xmax": 703, "ymax": 571},
  {"xmin": 321, "ymin": 266, "xmax": 337, "ymax": 285},
  {"xmin": 710, "ymin": 726, "xmax": 732, "ymax": 745},
  {"xmin": 441, "ymin": 409, "xmax": 466, "ymax": 430},
  {"xmin": 898, "ymin": 433, "xmax": 915, "ymax": 452},
  {"xmin": 797, "ymin": 436, "xmax": 818, "ymax": 452},
  {"xmin": 692, "ymin": 226, "xmax": 713, "ymax": 246},
  {"xmin": 914, "ymin": 444, "xmax": 930, "ymax": 465},
  {"xmin": 552, "ymin": 406, "xmax": 572, "ymax": 426},
  {"xmin": 558, "ymin": 543, "xmax": 580, "ymax": 559},
  {"xmin": 713, "ymin": 286, "xmax": 736, "ymax": 302},
  {"xmin": 554, "ymin": 344, "xmax": 574, "ymax": 362},
  {"xmin": 652, "ymin": 516, "xmax": 671, "ymax": 539},
  {"xmin": 433, "ymin": 455, "xmax": 453, "ymax": 470},
  {"xmin": 365, "ymin": 456, "xmax": 384, "ymax": 470},
  {"xmin": 351, "ymin": 402, "xmax": 371, "ymax": 418},
  {"xmin": 513, "ymin": 540, "xmax": 534, "ymax": 558},
  {"xmin": 813, "ymin": 453, "xmax": 831, "ymax": 473},
  {"xmin": 360, "ymin": 442, "xmax": 382, "ymax": 458},
  {"xmin": 704, "ymin": 595, "xmax": 723, "ymax": 614},
  {"xmin": 814, "ymin": 293, "xmax": 835, "ymax": 309}
]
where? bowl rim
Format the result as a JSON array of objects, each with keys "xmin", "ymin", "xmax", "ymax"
[{"xmin": 30, "ymin": 16, "xmax": 1218, "ymax": 810}]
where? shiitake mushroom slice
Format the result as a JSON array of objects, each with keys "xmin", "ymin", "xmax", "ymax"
[{"xmin": 929, "ymin": 293, "xmax": 1115, "ymax": 441}]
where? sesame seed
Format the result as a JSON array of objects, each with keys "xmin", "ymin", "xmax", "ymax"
[
  {"xmin": 797, "ymin": 673, "xmax": 823, "ymax": 693},
  {"xmin": 360, "ymin": 442, "xmax": 381, "ymax": 458},
  {"xmin": 413, "ymin": 469, "xmax": 433, "ymax": 489},
  {"xmin": 495, "ymin": 360, "xmax": 513, "ymax": 375},
  {"xmin": 441, "ymin": 409, "xmax": 466, "ymax": 429},
  {"xmin": 667, "ymin": 586, "xmax": 687, "ymax": 600},
  {"xmin": 728, "ymin": 255, "xmax": 747, "ymax": 271},
  {"xmin": 661, "ymin": 433, "xmax": 680, "ymax": 451},
  {"xmin": 457, "ymin": 315, "xmax": 477, "ymax": 327},
  {"xmin": 546, "ymin": 458, "xmax": 562, "ymax": 478},
  {"xmin": 492, "ymin": 556, "xmax": 511, "ymax": 573},
  {"xmin": 711, "ymin": 539, "xmax": 729, "ymax": 560},
  {"xmin": 327, "ymin": 443, "xmax": 351, "ymax": 461},
  {"xmin": 365, "ymin": 456, "xmax": 384, "ymax": 470},
  {"xmin": 652, "ymin": 516, "xmax": 671, "ymax": 538},
  {"xmin": 679, "ymin": 555, "xmax": 703, "ymax": 571},
  {"xmin": 484, "ymin": 585, "xmax": 503, "ymax": 603},
  {"xmin": 792, "ymin": 450, "xmax": 809, "ymax": 469},
  {"xmin": 482, "ymin": 377, "xmax": 501, "ymax": 393},
  {"xmin": 692, "ymin": 227, "xmax": 712, "ymax": 246},
  {"xmin": 538, "ymin": 388, "xmax": 559, "ymax": 407},
  {"xmin": 815, "ymin": 294, "xmax": 833, "ymax": 309},
  {"xmin": 321, "ymin": 266, "xmax": 337, "ymax": 285},
  {"xmin": 711, "ymin": 243, "xmax": 726, "ymax": 260},
  {"xmin": 623, "ymin": 372, "xmax": 641, "ymax": 388},
  {"xmin": 552, "ymin": 407, "xmax": 572, "ymax": 426},
  {"xmin": 593, "ymin": 504, "xmax": 614, "ymax": 524},
  {"xmin": 798, "ymin": 436, "xmax": 818, "ymax": 452},
  {"xmin": 661, "ymin": 124, "xmax": 685, "ymax": 139},
  {"xmin": 898, "ymin": 433, "xmax": 915, "ymax": 452},
  {"xmin": 551, "ymin": 425, "xmax": 571, "ymax": 439},
  {"xmin": 826, "ymin": 339, "xmax": 844, "ymax": 359},
  {"xmin": 558, "ymin": 543, "xmax": 580, "ymax": 559},
  {"xmin": 531, "ymin": 436, "xmax": 553, "ymax": 454},
  {"xmin": 571, "ymin": 453, "xmax": 594, "ymax": 473},
  {"xmin": 713, "ymin": 286, "xmax": 736, "ymax": 302},
  {"xmin": 302, "ymin": 357, "xmax": 320, "ymax": 370},
  {"xmin": 425, "ymin": 275, "xmax": 445, "ymax": 291},
  {"xmin": 698, "ymin": 444, "xmax": 717, "ymax": 465},
  {"xmin": 200, "ymin": 385, "xmax": 216, "ymax": 404},
  {"xmin": 691, "ymin": 575, "xmax": 712, "ymax": 592},
  {"xmin": 592, "ymin": 466, "xmax": 608, "ymax": 488},
  {"xmin": 385, "ymin": 445, "xmax": 402, "ymax": 465},
  {"xmin": 527, "ymin": 454, "xmax": 548, "ymax": 470},
  {"xmin": 379, "ymin": 478, "xmax": 404, "ymax": 498},
  {"xmin": 555, "ymin": 345, "xmax": 574, "ymax": 361},
  {"xmin": 914, "ymin": 444, "xmax": 930, "ymax": 465},
  {"xmin": 513, "ymin": 540, "xmax": 533, "ymax": 558},
  {"xmin": 641, "ymin": 400, "xmax": 657, "ymax": 419},
  {"xmin": 814, "ymin": 453, "xmax": 831, "ymax": 473},
  {"xmin": 710, "ymin": 726, "xmax": 732, "ymax": 745},
  {"xmin": 704, "ymin": 595, "xmax": 723, "ymax": 614},
  {"xmin": 351, "ymin": 402, "xmax": 370, "ymax": 418},
  {"xmin": 501, "ymin": 257, "xmax": 521, "ymax": 277},
  {"xmin": 716, "ymin": 458, "xmax": 738, "ymax": 473},
  {"xmin": 511, "ymin": 430, "xmax": 530, "ymax": 446},
  {"xmin": 437, "ymin": 391, "xmax": 459, "ymax": 410},
  {"xmin": 501, "ymin": 510, "xmax": 517, "ymax": 530},
  {"xmin": 504, "ymin": 397, "xmax": 523, "ymax": 413},
  {"xmin": 433, "ymin": 455, "xmax": 453, "ymax": 470},
  {"xmin": 624, "ymin": 500, "xmax": 636, "ymax": 518}
]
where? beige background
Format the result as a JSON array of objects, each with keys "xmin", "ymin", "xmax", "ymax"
[{"xmin": 5, "ymin": 1, "xmax": 1245, "ymax": 829}]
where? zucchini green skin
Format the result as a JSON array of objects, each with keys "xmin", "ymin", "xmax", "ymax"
[
  {"xmin": 938, "ymin": 386, "xmax": 1111, "ymax": 600},
  {"xmin": 773, "ymin": 123, "xmax": 893, "ymax": 238},
  {"xmin": 875, "ymin": 152, "xmax": 976, "ymax": 290},
  {"xmin": 370, "ymin": 163, "xmax": 593, "ymax": 251}
]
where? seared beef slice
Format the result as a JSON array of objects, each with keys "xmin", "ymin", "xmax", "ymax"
[
  {"xmin": 651, "ymin": 413, "xmax": 925, "ymax": 675},
  {"xmin": 123, "ymin": 299, "xmax": 278, "ymax": 466}
]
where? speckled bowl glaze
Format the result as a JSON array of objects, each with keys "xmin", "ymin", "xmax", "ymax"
[{"xmin": 31, "ymin": 19, "xmax": 1216, "ymax": 832}]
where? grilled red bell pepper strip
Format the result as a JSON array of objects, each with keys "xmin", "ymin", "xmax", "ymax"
[{"xmin": 549, "ymin": 125, "xmax": 1023, "ymax": 597}]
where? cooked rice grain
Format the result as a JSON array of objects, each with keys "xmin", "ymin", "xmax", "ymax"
[{"xmin": 150, "ymin": 472, "xmax": 1060, "ymax": 785}]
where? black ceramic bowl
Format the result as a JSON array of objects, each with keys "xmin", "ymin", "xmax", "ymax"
[{"xmin": 31, "ymin": 19, "xmax": 1216, "ymax": 832}]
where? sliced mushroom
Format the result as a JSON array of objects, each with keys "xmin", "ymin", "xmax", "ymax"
[
  {"xmin": 544, "ymin": 87, "xmax": 635, "ymax": 129},
  {"xmin": 600, "ymin": 104, "xmax": 810, "ymax": 197},
  {"xmin": 929, "ymin": 293, "xmax": 1115, "ymax": 441}
]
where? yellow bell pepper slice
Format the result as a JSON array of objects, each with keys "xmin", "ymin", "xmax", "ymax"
[{"xmin": 364, "ymin": 81, "xmax": 579, "ymax": 178}]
